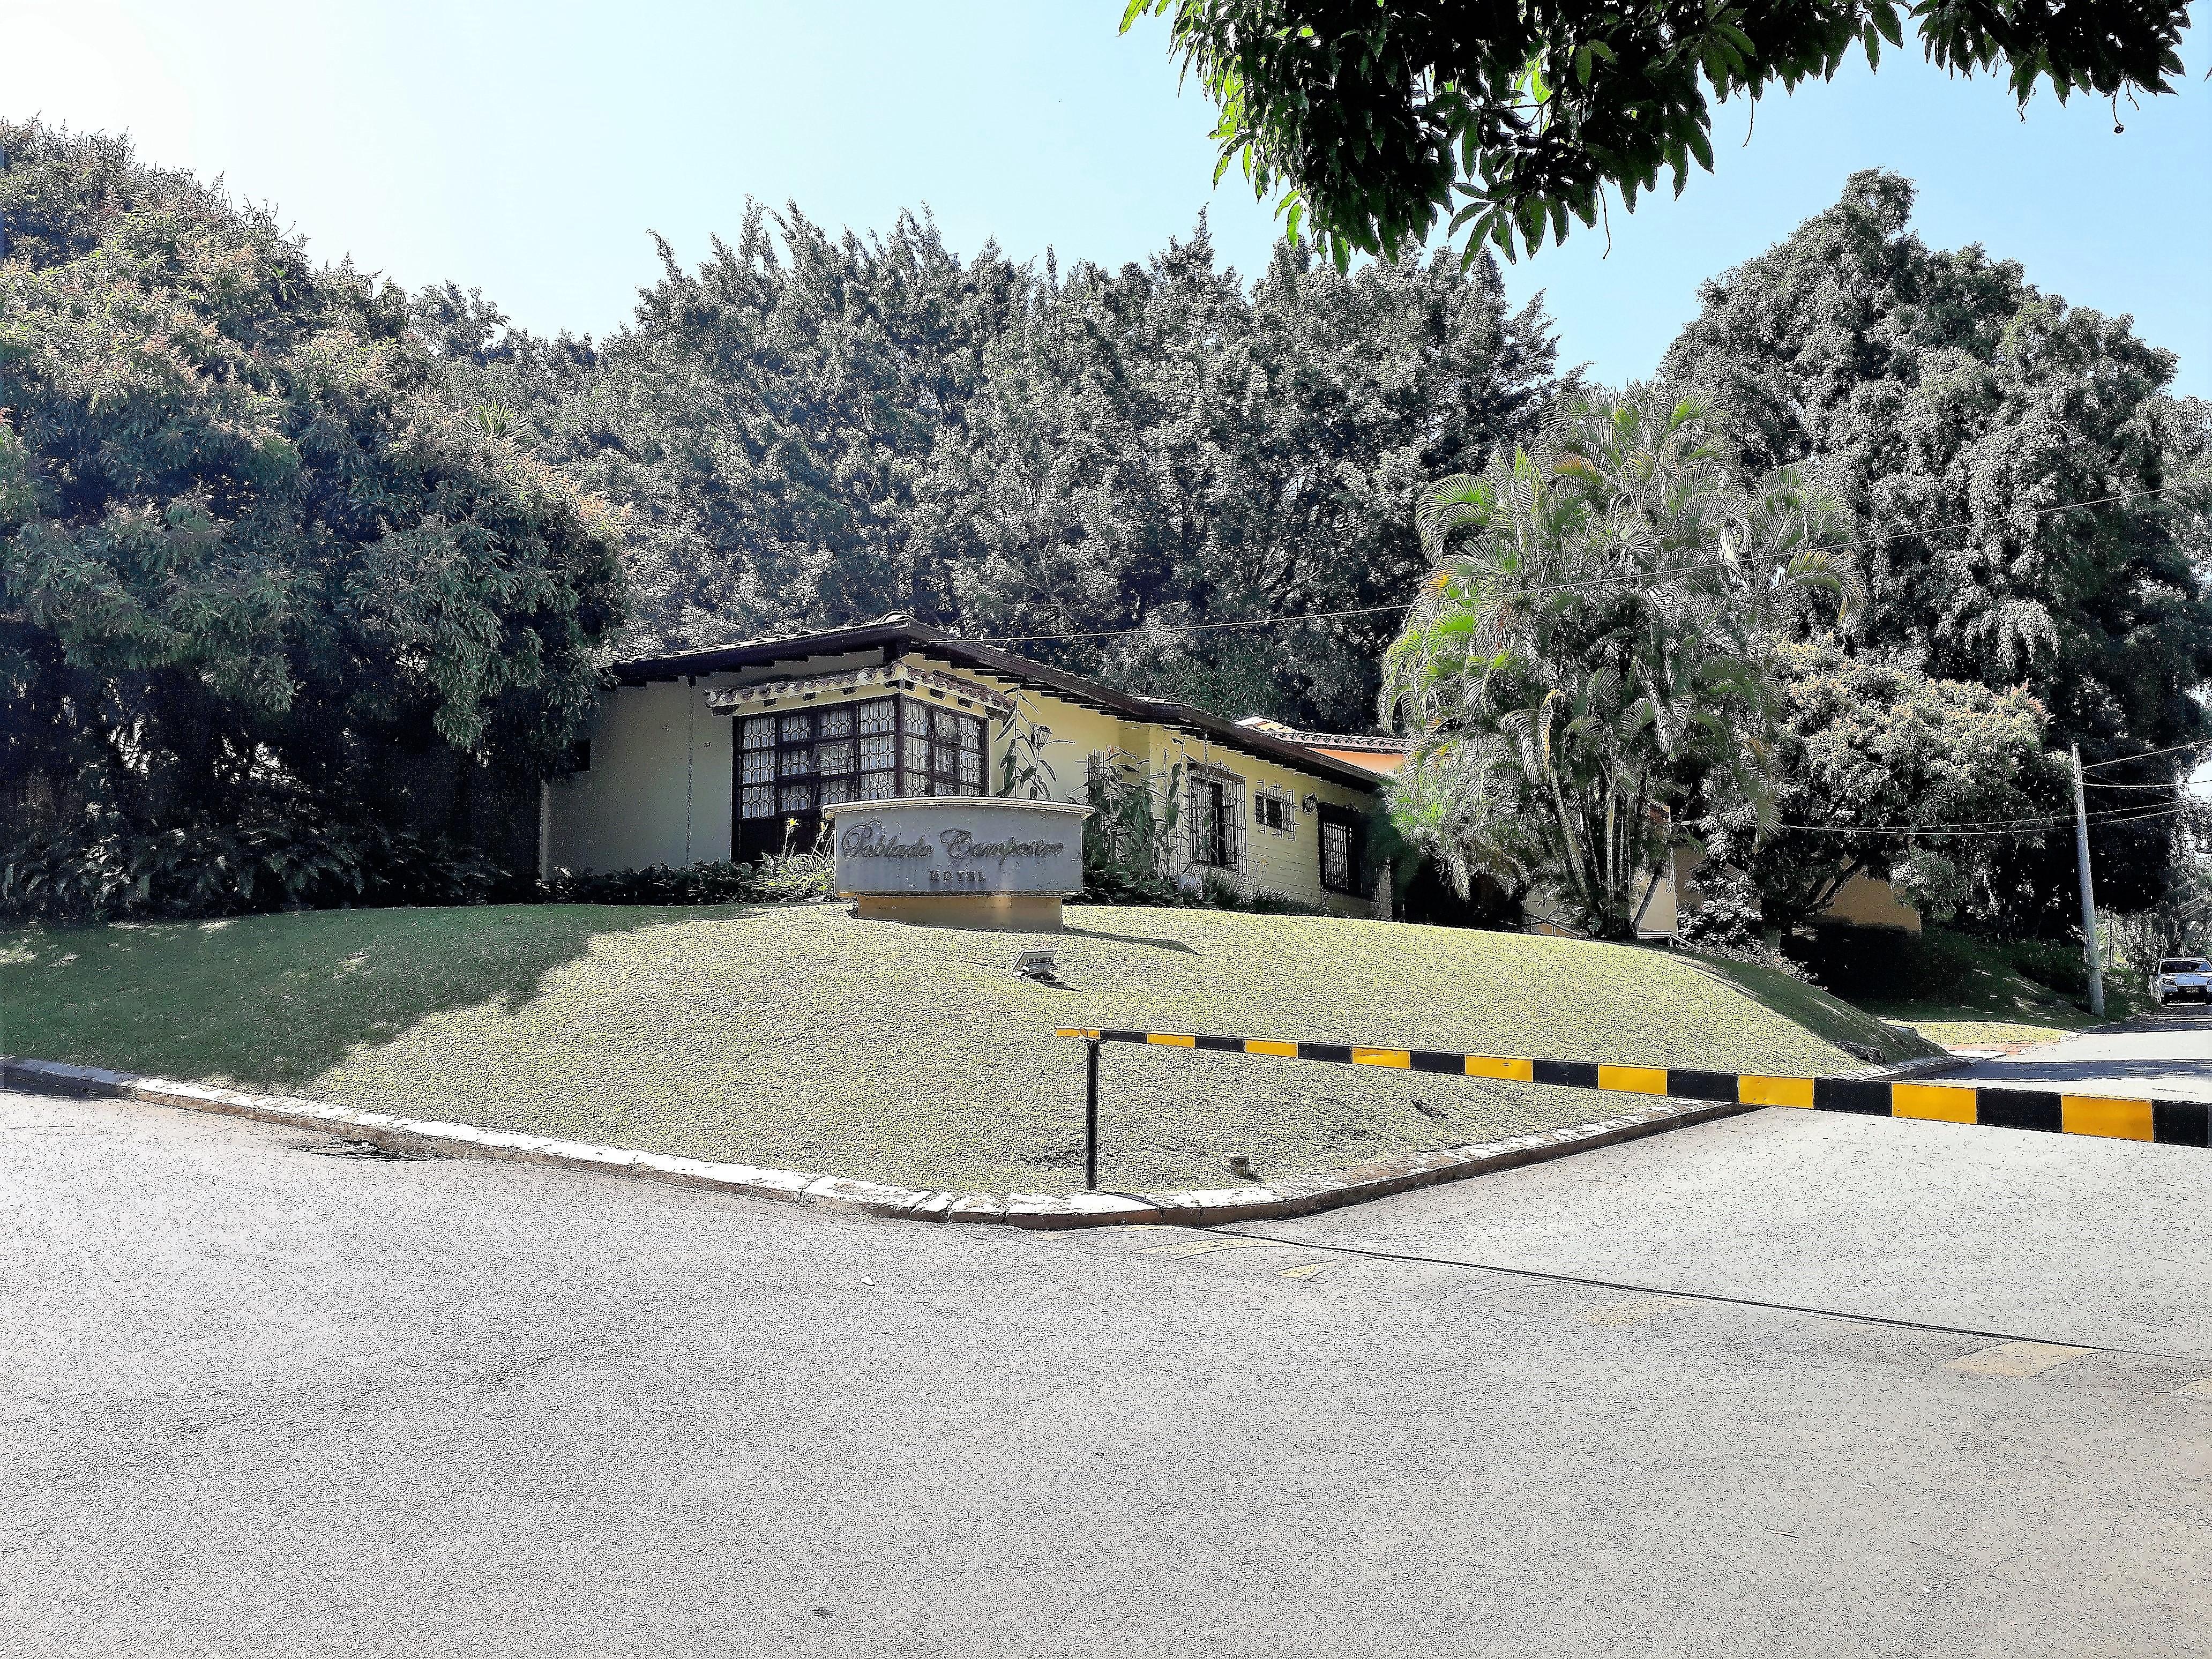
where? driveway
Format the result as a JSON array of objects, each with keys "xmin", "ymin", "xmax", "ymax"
[
  {"xmin": 4, "ymin": 1086, "xmax": 2209, "ymax": 1657},
  {"xmin": 1950, "ymin": 1000, "xmax": 2212, "ymax": 1102}
]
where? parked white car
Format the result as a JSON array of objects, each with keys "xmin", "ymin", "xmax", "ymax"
[{"xmin": 2149, "ymin": 957, "xmax": 2212, "ymax": 1005}]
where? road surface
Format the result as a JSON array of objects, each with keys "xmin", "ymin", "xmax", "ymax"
[
  {"xmin": 4, "ymin": 1078, "xmax": 2208, "ymax": 1657},
  {"xmin": 1952, "ymin": 999, "xmax": 2212, "ymax": 1102}
]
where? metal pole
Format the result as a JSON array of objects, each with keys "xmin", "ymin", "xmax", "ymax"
[
  {"xmin": 2072, "ymin": 742, "xmax": 2105, "ymax": 1020},
  {"xmin": 1085, "ymin": 1038, "xmax": 1101, "ymax": 1191}
]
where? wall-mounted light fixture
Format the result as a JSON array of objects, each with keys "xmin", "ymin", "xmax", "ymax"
[{"xmin": 1301, "ymin": 793, "xmax": 1319, "ymax": 816}]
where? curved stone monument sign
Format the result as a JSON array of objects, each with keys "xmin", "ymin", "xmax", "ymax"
[{"xmin": 823, "ymin": 798, "xmax": 1092, "ymax": 929}]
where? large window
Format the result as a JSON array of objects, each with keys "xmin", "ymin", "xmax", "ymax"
[
  {"xmin": 736, "ymin": 695, "xmax": 984, "ymax": 855},
  {"xmin": 906, "ymin": 702, "xmax": 988, "ymax": 797}
]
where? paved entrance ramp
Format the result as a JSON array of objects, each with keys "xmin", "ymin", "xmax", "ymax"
[{"xmin": 1252, "ymin": 1105, "xmax": 2212, "ymax": 1358}]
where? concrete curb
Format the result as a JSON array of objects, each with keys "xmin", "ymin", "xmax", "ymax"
[{"xmin": 1, "ymin": 1051, "xmax": 1963, "ymax": 1231}]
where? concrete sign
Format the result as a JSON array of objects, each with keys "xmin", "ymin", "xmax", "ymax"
[{"xmin": 823, "ymin": 798, "xmax": 1092, "ymax": 927}]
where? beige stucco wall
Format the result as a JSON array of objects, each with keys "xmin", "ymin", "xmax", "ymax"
[
  {"xmin": 542, "ymin": 676, "xmax": 738, "ymax": 876},
  {"xmin": 543, "ymin": 651, "xmax": 1383, "ymax": 915},
  {"xmin": 1820, "ymin": 869, "xmax": 1923, "ymax": 933}
]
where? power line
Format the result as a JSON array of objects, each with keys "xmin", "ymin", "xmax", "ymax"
[
  {"xmin": 1773, "ymin": 803, "xmax": 2186, "ymax": 839},
  {"xmin": 976, "ymin": 480, "xmax": 2186, "ymax": 649},
  {"xmin": 2081, "ymin": 735, "xmax": 2212, "ymax": 773}
]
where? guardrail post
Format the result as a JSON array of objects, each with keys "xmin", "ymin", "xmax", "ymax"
[{"xmin": 1085, "ymin": 1037, "xmax": 1101, "ymax": 1191}]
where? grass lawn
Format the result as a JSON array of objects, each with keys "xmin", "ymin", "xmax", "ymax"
[
  {"xmin": 0, "ymin": 902, "xmax": 1933, "ymax": 1194},
  {"xmin": 1822, "ymin": 928, "xmax": 2132, "ymax": 1051}
]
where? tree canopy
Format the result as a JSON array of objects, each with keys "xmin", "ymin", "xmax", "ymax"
[
  {"xmin": 0, "ymin": 121, "xmax": 624, "ymax": 861},
  {"xmin": 1124, "ymin": 1, "xmax": 2193, "ymax": 264},
  {"xmin": 438, "ymin": 211, "xmax": 1561, "ymax": 733},
  {"xmin": 1665, "ymin": 168, "xmax": 2212, "ymax": 918}
]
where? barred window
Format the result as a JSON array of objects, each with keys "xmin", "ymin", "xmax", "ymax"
[
  {"xmin": 1318, "ymin": 805, "xmax": 1363, "ymax": 895},
  {"xmin": 1253, "ymin": 790, "xmax": 1292, "ymax": 834},
  {"xmin": 1187, "ymin": 769, "xmax": 1244, "ymax": 870}
]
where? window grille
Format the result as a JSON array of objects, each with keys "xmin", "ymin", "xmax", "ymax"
[
  {"xmin": 1318, "ymin": 805, "xmax": 1363, "ymax": 894},
  {"xmin": 1186, "ymin": 769, "xmax": 1244, "ymax": 870},
  {"xmin": 1253, "ymin": 790, "xmax": 1292, "ymax": 834}
]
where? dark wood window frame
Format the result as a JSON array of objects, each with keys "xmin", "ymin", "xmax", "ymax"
[{"xmin": 733, "ymin": 693, "xmax": 986, "ymax": 859}]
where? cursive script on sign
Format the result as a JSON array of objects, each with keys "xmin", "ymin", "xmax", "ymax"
[
  {"xmin": 839, "ymin": 821, "xmax": 934, "ymax": 860},
  {"xmin": 939, "ymin": 828, "xmax": 1066, "ymax": 867}
]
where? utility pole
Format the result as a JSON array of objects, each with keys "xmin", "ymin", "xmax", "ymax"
[{"xmin": 2071, "ymin": 742, "xmax": 2105, "ymax": 1019}]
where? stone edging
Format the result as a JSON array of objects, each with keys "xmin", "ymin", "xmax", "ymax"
[{"xmin": 1, "ymin": 1052, "xmax": 1961, "ymax": 1231}]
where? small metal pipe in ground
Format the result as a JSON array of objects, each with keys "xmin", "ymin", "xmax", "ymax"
[{"xmin": 1085, "ymin": 1038, "xmax": 1101, "ymax": 1191}]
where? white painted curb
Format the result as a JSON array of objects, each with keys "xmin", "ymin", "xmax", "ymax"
[{"xmin": 2, "ymin": 1052, "xmax": 1960, "ymax": 1230}]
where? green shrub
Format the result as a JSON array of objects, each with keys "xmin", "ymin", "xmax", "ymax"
[
  {"xmin": 540, "ymin": 850, "xmax": 833, "ymax": 907},
  {"xmin": 1, "ymin": 807, "xmax": 509, "ymax": 924}
]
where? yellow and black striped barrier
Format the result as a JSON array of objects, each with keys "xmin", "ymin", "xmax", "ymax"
[{"xmin": 1055, "ymin": 1028, "xmax": 2210, "ymax": 1187}]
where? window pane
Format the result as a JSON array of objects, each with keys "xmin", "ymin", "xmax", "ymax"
[
  {"xmin": 858, "ymin": 769, "xmax": 895, "ymax": 800},
  {"xmin": 780, "ymin": 747, "xmax": 812, "ymax": 778},
  {"xmin": 780, "ymin": 713, "xmax": 810, "ymax": 743},
  {"xmin": 860, "ymin": 733, "xmax": 893, "ymax": 771},
  {"xmin": 819, "ymin": 776, "xmax": 854, "ymax": 806},
  {"xmin": 956, "ymin": 749, "xmax": 982, "ymax": 787},
  {"xmin": 931, "ymin": 742, "xmax": 959, "ymax": 779},
  {"xmin": 741, "ymin": 715, "xmax": 774, "ymax": 750},
  {"xmin": 819, "ymin": 705, "xmax": 855, "ymax": 737},
  {"xmin": 742, "ymin": 786, "xmax": 775, "ymax": 819},
  {"xmin": 858, "ymin": 698, "xmax": 895, "ymax": 735},
  {"xmin": 961, "ymin": 713, "xmax": 985, "ymax": 752},
  {"xmin": 817, "ymin": 741, "xmax": 854, "ymax": 776},
  {"xmin": 931, "ymin": 706, "xmax": 961, "ymax": 739},
  {"xmin": 780, "ymin": 783, "xmax": 813, "ymax": 813},
  {"xmin": 904, "ymin": 732, "xmax": 931, "ymax": 774},
  {"xmin": 741, "ymin": 751, "xmax": 775, "ymax": 784}
]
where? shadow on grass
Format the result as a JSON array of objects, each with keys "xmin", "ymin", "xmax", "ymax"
[
  {"xmin": 1057, "ymin": 920, "xmax": 1199, "ymax": 954},
  {"xmin": 0, "ymin": 902, "xmax": 703, "ymax": 1092}
]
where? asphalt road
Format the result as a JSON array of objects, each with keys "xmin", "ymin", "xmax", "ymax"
[
  {"xmin": 1953, "ymin": 999, "xmax": 2212, "ymax": 1102},
  {"xmin": 5, "ymin": 1082, "xmax": 2209, "ymax": 1658}
]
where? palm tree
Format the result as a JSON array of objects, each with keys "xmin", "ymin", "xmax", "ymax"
[{"xmin": 1381, "ymin": 385, "xmax": 1860, "ymax": 939}]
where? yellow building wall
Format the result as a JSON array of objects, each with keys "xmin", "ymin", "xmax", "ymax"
[
  {"xmin": 547, "ymin": 652, "xmax": 1382, "ymax": 916},
  {"xmin": 915, "ymin": 657, "xmax": 1382, "ymax": 917}
]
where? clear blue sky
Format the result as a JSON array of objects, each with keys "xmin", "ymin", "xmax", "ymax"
[{"xmin": 6, "ymin": 1, "xmax": 2207, "ymax": 394}]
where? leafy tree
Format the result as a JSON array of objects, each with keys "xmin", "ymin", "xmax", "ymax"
[
  {"xmin": 447, "ymin": 212, "xmax": 1560, "ymax": 732},
  {"xmin": 1380, "ymin": 385, "xmax": 1856, "ymax": 938},
  {"xmin": 487, "ymin": 203, "xmax": 1028, "ymax": 652},
  {"xmin": 0, "ymin": 121, "xmax": 624, "ymax": 861},
  {"xmin": 1664, "ymin": 169, "xmax": 2212, "ymax": 920},
  {"xmin": 916, "ymin": 226, "xmax": 1562, "ymax": 728},
  {"xmin": 1122, "ymin": 1, "xmax": 2192, "ymax": 263},
  {"xmin": 1697, "ymin": 639, "xmax": 2060, "ymax": 932}
]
